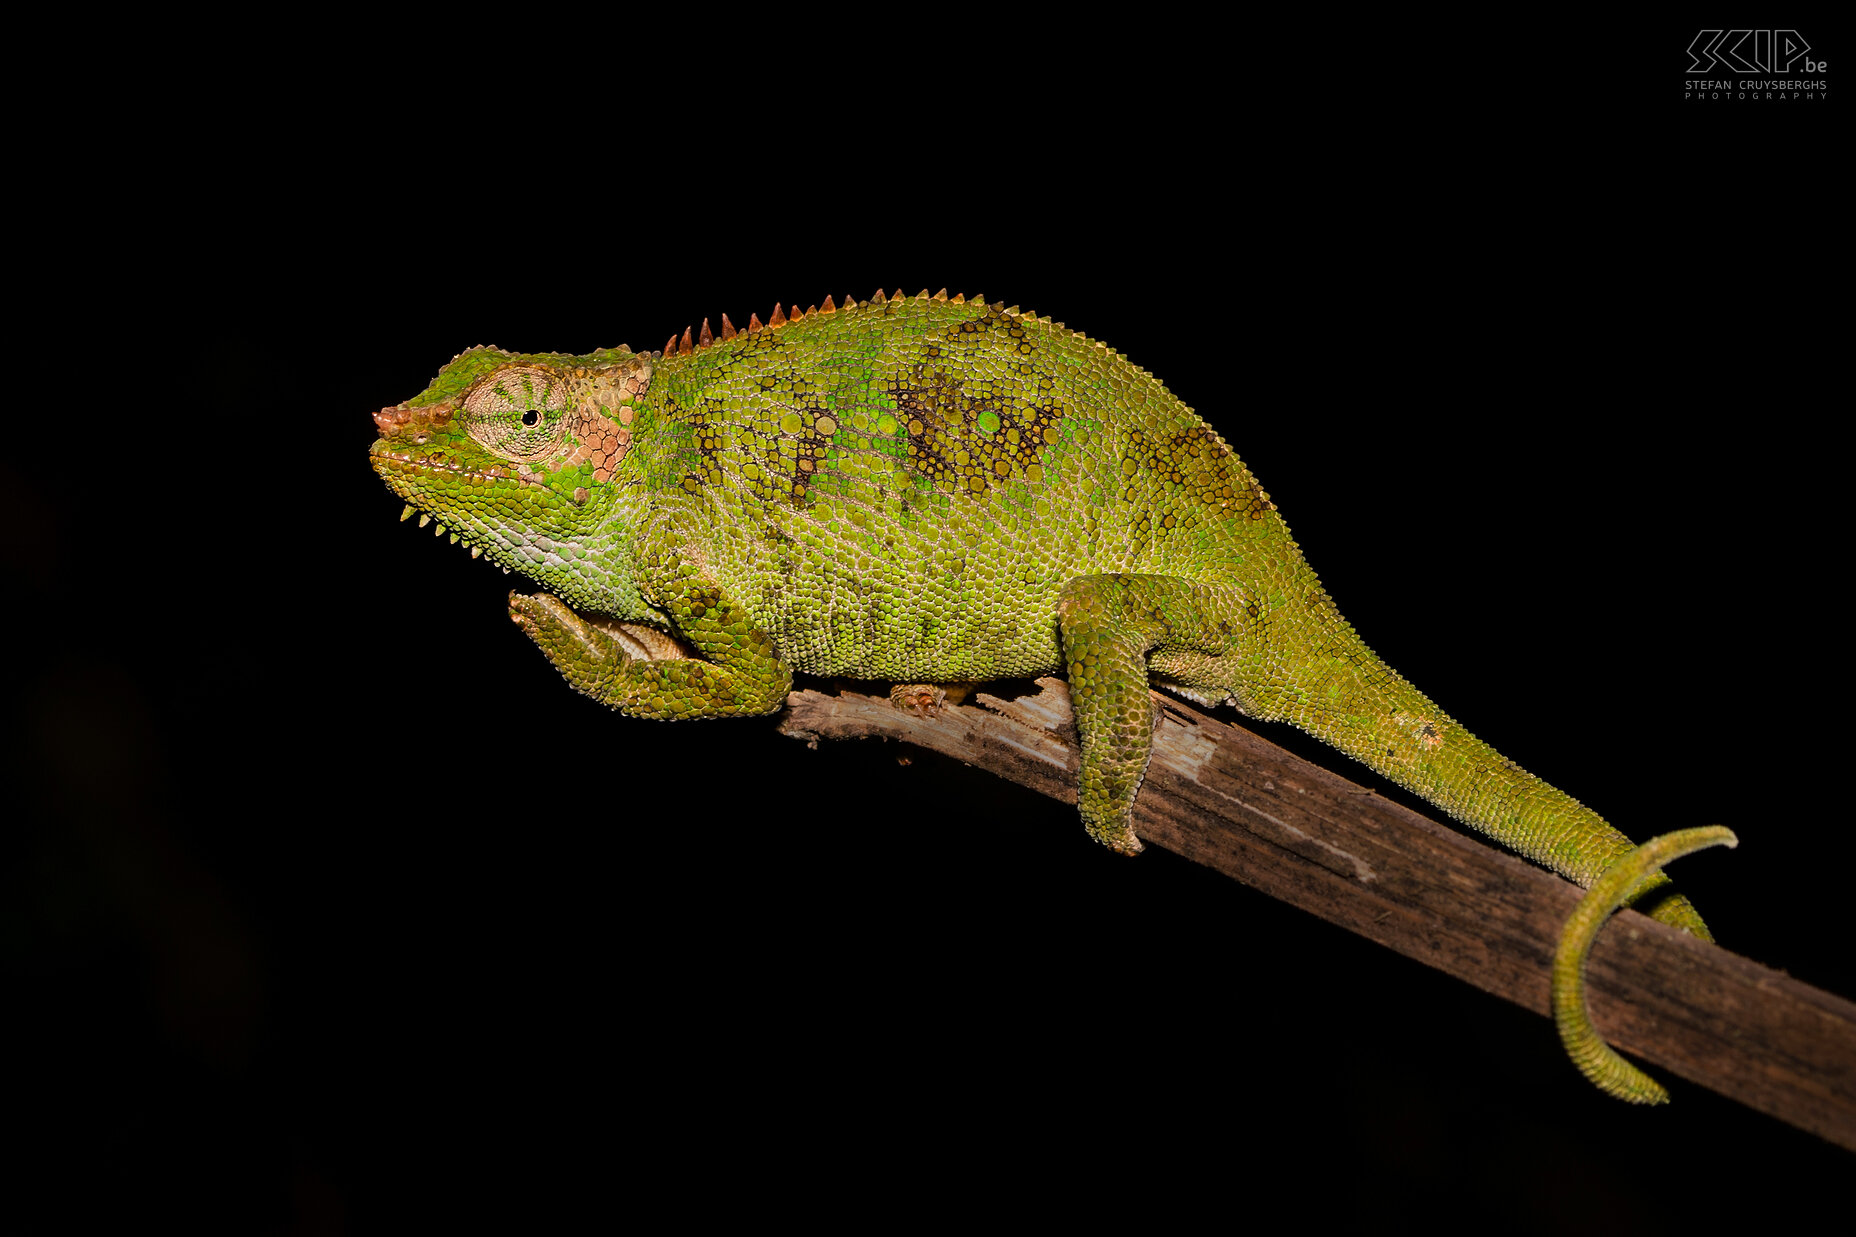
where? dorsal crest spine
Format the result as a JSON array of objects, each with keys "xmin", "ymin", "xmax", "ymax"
[{"xmin": 645, "ymin": 292, "xmax": 1104, "ymax": 360}]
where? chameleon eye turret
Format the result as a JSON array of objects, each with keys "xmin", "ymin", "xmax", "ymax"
[{"xmin": 459, "ymin": 365, "xmax": 570, "ymax": 460}]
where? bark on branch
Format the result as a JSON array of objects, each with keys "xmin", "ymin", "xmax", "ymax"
[{"xmin": 777, "ymin": 677, "xmax": 1856, "ymax": 1150}]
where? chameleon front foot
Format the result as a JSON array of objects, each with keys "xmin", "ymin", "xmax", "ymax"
[
  {"xmin": 509, "ymin": 591, "xmax": 629, "ymax": 694},
  {"xmin": 509, "ymin": 587, "xmax": 791, "ymax": 719},
  {"xmin": 1552, "ymin": 826, "xmax": 1738, "ymax": 1103}
]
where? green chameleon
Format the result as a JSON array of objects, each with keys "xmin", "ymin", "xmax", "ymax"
[{"xmin": 370, "ymin": 289, "xmax": 1731, "ymax": 1103}]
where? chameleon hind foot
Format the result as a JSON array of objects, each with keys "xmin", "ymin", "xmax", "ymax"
[
  {"xmin": 1057, "ymin": 573, "xmax": 1240, "ymax": 855},
  {"xmin": 1552, "ymin": 826, "xmax": 1737, "ymax": 1103}
]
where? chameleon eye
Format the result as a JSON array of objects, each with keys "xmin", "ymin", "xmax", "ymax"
[{"xmin": 462, "ymin": 366, "xmax": 569, "ymax": 461}]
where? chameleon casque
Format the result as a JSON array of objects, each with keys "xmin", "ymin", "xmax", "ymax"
[{"xmin": 369, "ymin": 289, "xmax": 1731, "ymax": 1103}]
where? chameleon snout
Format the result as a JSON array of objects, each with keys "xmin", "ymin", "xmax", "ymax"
[{"xmin": 372, "ymin": 403, "xmax": 455, "ymax": 437}]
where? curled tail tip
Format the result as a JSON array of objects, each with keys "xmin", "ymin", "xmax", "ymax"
[{"xmin": 1553, "ymin": 826, "xmax": 1739, "ymax": 1104}]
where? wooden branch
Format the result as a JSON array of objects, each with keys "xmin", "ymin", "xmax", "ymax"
[{"xmin": 777, "ymin": 677, "xmax": 1856, "ymax": 1150}]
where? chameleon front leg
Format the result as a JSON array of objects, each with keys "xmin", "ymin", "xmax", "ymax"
[
  {"xmin": 508, "ymin": 580, "xmax": 791, "ymax": 718},
  {"xmin": 1057, "ymin": 573, "xmax": 1239, "ymax": 854}
]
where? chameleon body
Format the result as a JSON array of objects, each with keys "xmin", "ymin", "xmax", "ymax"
[{"xmin": 370, "ymin": 290, "xmax": 1713, "ymax": 1099}]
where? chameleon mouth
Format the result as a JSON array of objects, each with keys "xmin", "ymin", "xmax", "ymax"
[{"xmin": 369, "ymin": 441, "xmax": 546, "ymax": 488}]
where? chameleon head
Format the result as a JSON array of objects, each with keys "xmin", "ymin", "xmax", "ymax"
[{"xmin": 368, "ymin": 345, "xmax": 652, "ymax": 613}]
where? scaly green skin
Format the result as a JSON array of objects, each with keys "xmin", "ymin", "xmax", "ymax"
[{"xmin": 369, "ymin": 290, "xmax": 1717, "ymax": 1094}]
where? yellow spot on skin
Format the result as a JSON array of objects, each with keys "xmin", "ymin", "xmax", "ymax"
[{"xmin": 815, "ymin": 416, "xmax": 838, "ymax": 436}]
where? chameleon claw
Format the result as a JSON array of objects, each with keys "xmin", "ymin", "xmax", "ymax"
[
  {"xmin": 1552, "ymin": 826, "xmax": 1738, "ymax": 1104},
  {"xmin": 887, "ymin": 683, "xmax": 972, "ymax": 716},
  {"xmin": 889, "ymin": 684, "xmax": 947, "ymax": 715}
]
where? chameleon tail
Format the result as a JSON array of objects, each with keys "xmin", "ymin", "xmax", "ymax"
[
  {"xmin": 1552, "ymin": 826, "xmax": 1738, "ymax": 1103},
  {"xmin": 1250, "ymin": 614, "xmax": 1714, "ymax": 939}
]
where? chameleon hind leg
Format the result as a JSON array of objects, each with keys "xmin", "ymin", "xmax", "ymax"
[
  {"xmin": 508, "ymin": 579, "xmax": 792, "ymax": 718},
  {"xmin": 1057, "ymin": 573, "xmax": 1244, "ymax": 854}
]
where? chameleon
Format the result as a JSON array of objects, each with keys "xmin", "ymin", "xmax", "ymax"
[{"xmin": 369, "ymin": 288, "xmax": 1725, "ymax": 1102}]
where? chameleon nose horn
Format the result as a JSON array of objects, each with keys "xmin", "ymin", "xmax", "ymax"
[{"xmin": 373, "ymin": 404, "xmax": 453, "ymax": 433}]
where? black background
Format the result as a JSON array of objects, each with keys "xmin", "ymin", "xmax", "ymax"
[{"xmin": 8, "ymin": 19, "xmax": 1846, "ymax": 1234}]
